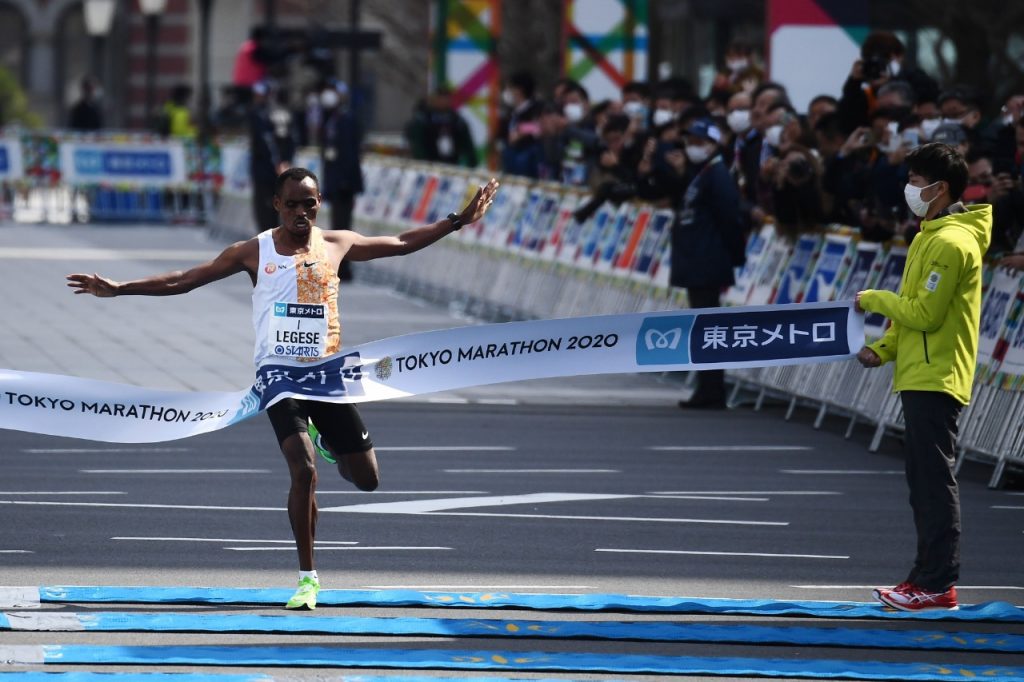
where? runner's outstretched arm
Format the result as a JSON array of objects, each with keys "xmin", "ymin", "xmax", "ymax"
[
  {"xmin": 343, "ymin": 178, "xmax": 499, "ymax": 261},
  {"xmin": 66, "ymin": 240, "xmax": 253, "ymax": 297}
]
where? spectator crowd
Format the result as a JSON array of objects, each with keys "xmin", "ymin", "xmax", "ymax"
[{"xmin": 407, "ymin": 33, "xmax": 1024, "ymax": 258}]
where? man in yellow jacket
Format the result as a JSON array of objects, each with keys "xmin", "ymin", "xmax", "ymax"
[{"xmin": 855, "ymin": 142, "xmax": 992, "ymax": 612}]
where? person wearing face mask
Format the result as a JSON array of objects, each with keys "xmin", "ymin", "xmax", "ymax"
[
  {"xmin": 983, "ymin": 94, "xmax": 1024, "ymax": 170},
  {"xmin": 670, "ymin": 119, "xmax": 745, "ymax": 410},
  {"xmin": 498, "ymin": 71, "xmax": 543, "ymax": 178},
  {"xmin": 937, "ymin": 88, "xmax": 984, "ymax": 151},
  {"xmin": 558, "ymin": 84, "xmax": 599, "ymax": 186},
  {"xmin": 711, "ymin": 41, "xmax": 765, "ymax": 96},
  {"xmin": 319, "ymin": 81, "xmax": 364, "ymax": 281},
  {"xmin": 963, "ymin": 151, "xmax": 1024, "ymax": 253},
  {"xmin": 855, "ymin": 142, "xmax": 992, "ymax": 613},
  {"xmin": 838, "ymin": 31, "xmax": 938, "ymax": 135},
  {"xmin": 249, "ymin": 81, "xmax": 297, "ymax": 233}
]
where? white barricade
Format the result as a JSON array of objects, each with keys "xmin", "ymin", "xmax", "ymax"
[{"xmin": 294, "ymin": 155, "xmax": 1024, "ymax": 486}]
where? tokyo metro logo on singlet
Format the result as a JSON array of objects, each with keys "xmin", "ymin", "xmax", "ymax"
[{"xmin": 270, "ymin": 302, "xmax": 328, "ymax": 358}]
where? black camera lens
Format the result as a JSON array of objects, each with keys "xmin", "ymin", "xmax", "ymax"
[{"xmin": 863, "ymin": 55, "xmax": 888, "ymax": 80}]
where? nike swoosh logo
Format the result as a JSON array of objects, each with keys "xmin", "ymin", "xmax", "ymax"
[
  {"xmin": 303, "ymin": 261, "xmax": 317, "ymax": 268},
  {"xmin": 361, "ymin": 431, "xmax": 369, "ymax": 440}
]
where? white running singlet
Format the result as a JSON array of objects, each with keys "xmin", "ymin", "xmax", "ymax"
[{"xmin": 252, "ymin": 227, "xmax": 341, "ymax": 367}]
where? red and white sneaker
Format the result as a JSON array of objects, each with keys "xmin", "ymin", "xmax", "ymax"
[
  {"xmin": 872, "ymin": 581, "xmax": 913, "ymax": 604},
  {"xmin": 878, "ymin": 584, "xmax": 958, "ymax": 611}
]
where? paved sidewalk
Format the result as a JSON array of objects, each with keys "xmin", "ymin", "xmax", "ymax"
[{"xmin": 0, "ymin": 222, "xmax": 684, "ymax": 406}]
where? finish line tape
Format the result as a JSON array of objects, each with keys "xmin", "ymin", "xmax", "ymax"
[
  {"xmin": 2, "ymin": 644, "xmax": 1022, "ymax": 680},
  {"xmin": 0, "ymin": 302, "xmax": 862, "ymax": 443},
  {"xmin": 20, "ymin": 586, "xmax": 1024, "ymax": 623},
  {"xmin": 1, "ymin": 610, "xmax": 1021, "ymax": 653},
  {"xmin": 0, "ymin": 674, "xmax": 272, "ymax": 682}
]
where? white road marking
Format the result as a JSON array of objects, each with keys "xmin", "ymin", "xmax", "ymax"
[
  {"xmin": 111, "ymin": 537, "xmax": 356, "ymax": 545},
  {"xmin": 376, "ymin": 446, "xmax": 515, "ymax": 452},
  {"xmin": 362, "ymin": 585, "xmax": 591, "ymax": 590},
  {"xmin": 792, "ymin": 585, "xmax": 1024, "ymax": 590},
  {"xmin": 781, "ymin": 470, "xmax": 902, "ymax": 475},
  {"xmin": 24, "ymin": 448, "xmax": 190, "ymax": 454},
  {"xmin": 0, "ymin": 491, "xmax": 125, "ymax": 496},
  {"xmin": 650, "ymin": 491, "xmax": 840, "ymax": 496},
  {"xmin": 0, "ymin": 550, "xmax": 32, "ymax": 554},
  {"xmin": 597, "ymin": 548, "xmax": 846, "ymax": 559},
  {"xmin": 431, "ymin": 512, "xmax": 786, "ymax": 526},
  {"xmin": 994, "ymin": 505, "xmax": 1024, "ymax": 510},
  {"xmin": 638, "ymin": 495, "xmax": 769, "ymax": 502},
  {"xmin": 648, "ymin": 446, "xmax": 813, "ymax": 452},
  {"xmin": 426, "ymin": 398, "xmax": 469, "ymax": 404},
  {"xmin": 323, "ymin": 492, "xmax": 631, "ymax": 514},
  {"xmin": 80, "ymin": 469, "xmax": 270, "ymax": 474},
  {"xmin": 0, "ymin": 501, "xmax": 280, "ymax": 512},
  {"xmin": 226, "ymin": 546, "xmax": 452, "ymax": 551},
  {"xmin": 316, "ymin": 490, "xmax": 489, "ymax": 495},
  {"xmin": 477, "ymin": 399, "xmax": 519, "ymax": 405},
  {"xmin": 444, "ymin": 469, "xmax": 619, "ymax": 474}
]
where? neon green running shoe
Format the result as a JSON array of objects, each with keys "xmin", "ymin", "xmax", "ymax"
[
  {"xmin": 307, "ymin": 421, "xmax": 336, "ymax": 464},
  {"xmin": 285, "ymin": 576, "xmax": 320, "ymax": 610}
]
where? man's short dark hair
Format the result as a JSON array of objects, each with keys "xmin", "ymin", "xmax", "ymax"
[
  {"xmin": 752, "ymin": 81, "xmax": 790, "ymax": 107},
  {"xmin": 809, "ymin": 94, "xmax": 838, "ymax": 110},
  {"xmin": 622, "ymin": 81, "xmax": 651, "ymax": 100},
  {"xmin": 508, "ymin": 71, "xmax": 536, "ymax": 99},
  {"xmin": 275, "ymin": 167, "xmax": 320, "ymax": 196},
  {"xmin": 564, "ymin": 82, "xmax": 590, "ymax": 102},
  {"xmin": 906, "ymin": 143, "xmax": 968, "ymax": 201},
  {"xmin": 861, "ymin": 31, "xmax": 905, "ymax": 59},
  {"xmin": 877, "ymin": 80, "xmax": 917, "ymax": 107}
]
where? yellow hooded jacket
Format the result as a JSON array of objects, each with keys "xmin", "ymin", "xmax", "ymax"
[{"xmin": 860, "ymin": 204, "xmax": 992, "ymax": 405}]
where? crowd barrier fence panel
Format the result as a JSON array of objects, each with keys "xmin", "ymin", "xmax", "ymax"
[{"xmin": 284, "ymin": 155, "xmax": 1024, "ymax": 485}]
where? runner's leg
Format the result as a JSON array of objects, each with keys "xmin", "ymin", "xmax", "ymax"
[{"xmin": 280, "ymin": 433, "xmax": 318, "ymax": 570}]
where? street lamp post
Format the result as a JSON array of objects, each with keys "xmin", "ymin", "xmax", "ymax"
[
  {"xmin": 83, "ymin": 0, "xmax": 117, "ymax": 124},
  {"xmin": 139, "ymin": 0, "xmax": 167, "ymax": 130}
]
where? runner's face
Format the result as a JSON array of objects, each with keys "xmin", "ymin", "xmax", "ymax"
[{"xmin": 274, "ymin": 177, "xmax": 320, "ymax": 236}]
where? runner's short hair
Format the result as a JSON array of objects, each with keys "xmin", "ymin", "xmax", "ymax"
[
  {"xmin": 275, "ymin": 167, "xmax": 320, "ymax": 196},
  {"xmin": 906, "ymin": 142, "xmax": 968, "ymax": 201}
]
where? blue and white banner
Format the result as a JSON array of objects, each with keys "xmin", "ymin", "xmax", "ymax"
[
  {"xmin": 0, "ymin": 137, "xmax": 24, "ymax": 180},
  {"xmin": 59, "ymin": 142, "xmax": 188, "ymax": 186},
  {"xmin": 0, "ymin": 303, "xmax": 863, "ymax": 443}
]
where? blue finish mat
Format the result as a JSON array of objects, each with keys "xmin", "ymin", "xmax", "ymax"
[
  {"xmin": 17, "ymin": 644, "xmax": 1024, "ymax": 680},
  {"xmin": 2, "ymin": 610, "xmax": 1021, "ymax": 653},
  {"xmin": 36, "ymin": 586, "xmax": 1024, "ymax": 622}
]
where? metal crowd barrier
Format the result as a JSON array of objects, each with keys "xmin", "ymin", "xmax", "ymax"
[
  {"xmin": 0, "ymin": 131, "xmax": 219, "ymax": 225},
  {"xmin": 343, "ymin": 155, "xmax": 1024, "ymax": 488}
]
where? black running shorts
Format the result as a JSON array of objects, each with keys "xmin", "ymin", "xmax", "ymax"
[{"xmin": 266, "ymin": 398, "xmax": 374, "ymax": 453}]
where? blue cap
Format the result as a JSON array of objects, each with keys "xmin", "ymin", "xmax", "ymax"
[
  {"xmin": 686, "ymin": 118, "xmax": 723, "ymax": 144},
  {"xmin": 931, "ymin": 123, "xmax": 967, "ymax": 145}
]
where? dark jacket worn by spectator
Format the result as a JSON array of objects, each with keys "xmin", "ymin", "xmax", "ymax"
[{"xmin": 670, "ymin": 154, "xmax": 744, "ymax": 289}]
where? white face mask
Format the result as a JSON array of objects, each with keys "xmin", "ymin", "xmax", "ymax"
[
  {"xmin": 904, "ymin": 181, "xmax": 940, "ymax": 217},
  {"xmin": 623, "ymin": 101, "xmax": 647, "ymax": 119},
  {"xmin": 652, "ymin": 108, "xmax": 675, "ymax": 126},
  {"xmin": 685, "ymin": 144, "xmax": 713, "ymax": 164},
  {"xmin": 878, "ymin": 121, "xmax": 902, "ymax": 153},
  {"xmin": 921, "ymin": 117, "xmax": 942, "ymax": 140},
  {"xmin": 888, "ymin": 59, "xmax": 901, "ymax": 77},
  {"xmin": 727, "ymin": 109, "xmax": 751, "ymax": 133},
  {"xmin": 764, "ymin": 124, "xmax": 783, "ymax": 147},
  {"xmin": 320, "ymin": 89, "xmax": 340, "ymax": 109},
  {"xmin": 727, "ymin": 58, "xmax": 749, "ymax": 73},
  {"xmin": 502, "ymin": 89, "xmax": 516, "ymax": 107},
  {"xmin": 563, "ymin": 102, "xmax": 585, "ymax": 123}
]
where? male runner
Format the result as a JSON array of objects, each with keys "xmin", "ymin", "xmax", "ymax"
[{"xmin": 68, "ymin": 167, "xmax": 499, "ymax": 609}]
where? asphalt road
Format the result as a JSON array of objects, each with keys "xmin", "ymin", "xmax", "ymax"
[
  {"xmin": 3, "ymin": 400, "xmax": 1023, "ymax": 679},
  {"xmin": 1, "ymin": 222, "xmax": 1022, "ymax": 680}
]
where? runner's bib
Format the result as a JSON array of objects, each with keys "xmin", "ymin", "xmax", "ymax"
[{"xmin": 269, "ymin": 302, "xmax": 328, "ymax": 358}]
